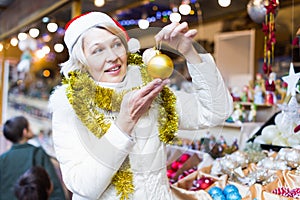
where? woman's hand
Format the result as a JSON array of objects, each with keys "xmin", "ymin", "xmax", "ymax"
[
  {"xmin": 155, "ymin": 22, "xmax": 202, "ymax": 64},
  {"xmin": 115, "ymin": 78, "xmax": 170, "ymax": 135}
]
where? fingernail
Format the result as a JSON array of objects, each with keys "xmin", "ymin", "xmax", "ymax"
[
  {"xmin": 163, "ymin": 79, "xmax": 170, "ymax": 84},
  {"xmin": 155, "ymin": 79, "xmax": 162, "ymax": 83}
]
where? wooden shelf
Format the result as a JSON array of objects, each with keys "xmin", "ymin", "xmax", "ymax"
[
  {"xmin": 224, "ymin": 122, "xmax": 242, "ymax": 128},
  {"xmin": 234, "ymin": 101, "xmax": 273, "ymax": 108}
]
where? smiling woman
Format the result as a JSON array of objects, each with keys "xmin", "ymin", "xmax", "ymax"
[
  {"xmin": 49, "ymin": 11, "xmax": 233, "ymax": 200},
  {"xmin": 82, "ymin": 28, "xmax": 128, "ymax": 83}
]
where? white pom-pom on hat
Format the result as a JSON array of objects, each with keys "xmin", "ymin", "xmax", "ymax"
[
  {"xmin": 142, "ymin": 48, "xmax": 157, "ymax": 65},
  {"xmin": 127, "ymin": 38, "xmax": 140, "ymax": 53}
]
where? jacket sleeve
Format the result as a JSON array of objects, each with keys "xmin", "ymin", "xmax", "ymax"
[
  {"xmin": 176, "ymin": 53, "xmax": 233, "ymax": 130},
  {"xmin": 34, "ymin": 147, "xmax": 66, "ymax": 200},
  {"xmin": 49, "ymin": 86, "xmax": 135, "ymax": 199}
]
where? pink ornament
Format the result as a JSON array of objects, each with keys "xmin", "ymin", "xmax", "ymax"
[
  {"xmin": 171, "ymin": 161, "xmax": 180, "ymax": 171},
  {"xmin": 167, "ymin": 169, "xmax": 176, "ymax": 179},
  {"xmin": 179, "ymin": 153, "xmax": 190, "ymax": 163},
  {"xmin": 196, "ymin": 177, "xmax": 214, "ymax": 190}
]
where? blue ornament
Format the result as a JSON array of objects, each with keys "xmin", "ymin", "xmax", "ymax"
[
  {"xmin": 223, "ymin": 184, "xmax": 239, "ymax": 196},
  {"xmin": 226, "ymin": 191, "xmax": 242, "ymax": 200},
  {"xmin": 211, "ymin": 193, "xmax": 226, "ymax": 200},
  {"xmin": 208, "ymin": 186, "xmax": 223, "ymax": 197}
]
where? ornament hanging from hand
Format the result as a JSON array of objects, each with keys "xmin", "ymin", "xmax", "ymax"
[{"xmin": 143, "ymin": 47, "xmax": 174, "ymax": 79}]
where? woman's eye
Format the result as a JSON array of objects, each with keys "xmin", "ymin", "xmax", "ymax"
[
  {"xmin": 113, "ymin": 42, "xmax": 122, "ymax": 48},
  {"xmin": 93, "ymin": 48, "xmax": 103, "ymax": 54}
]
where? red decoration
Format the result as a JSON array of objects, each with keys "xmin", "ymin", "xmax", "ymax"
[
  {"xmin": 294, "ymin": 124, "xmax": 300, "ymax": 133},
  {"xmin": 179, "ymin": 153, "xmax": 190, "ymax": 163},
  {"xmin": 168, "ymin": 153, "xmax": 193, "ymax": 183},
  {"xmin": 171, "ymin": 161, "xmax": 180, "ymax": 171},
  {"xmin": 199, "ymin": 177, "xmax": 214, "ymax": 190},
  {"xmin": 292, "ymin": 36, "xmax": 299, "ymax": 46},
  {"xmin": 262, "ymin": 0, "xmax": 278, "ymax": 76},
  {"xmin": 190, "ymin": 176, "xmax": 214, "ymax": 191},
  {"xmin": 272, "ymin": 187, "xmax": 300, "ymax": 198},
  {"xmin": 167, "ymin": 169, "xmax": 176, "ymax": 179}
]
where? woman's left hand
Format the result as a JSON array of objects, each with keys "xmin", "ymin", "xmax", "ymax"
[{"xmin": 155, "ymin": 22, "xmax": 201, "ymax": 63}]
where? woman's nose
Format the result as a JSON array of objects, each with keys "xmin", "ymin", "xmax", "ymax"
[{"xmin": 105, "ymin": 48, "xmax": 118, "ymax": 62}]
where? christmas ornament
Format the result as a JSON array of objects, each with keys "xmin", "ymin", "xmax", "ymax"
[
  {"xmin": 199, "ymin": 177, "xmax": 214, "ymax": 189},
  {"xmin": 282, "ymin": 63, "xmax": 300, "ymax": 97},
  {"xmin": 171, "ymin": 161, "xmax": 180, "ymax": 171},
  {"xmin": 208, "ymin": 186, "xmax": 224, "ymax": 197},
  {"xmin": 273, "ymin": 187, "xmax": 300, "ymax": 198},
  {"xmin": 260, "ymin": 125, "xmax": 280, "ymax": 144},
  {"xmin": 262, "ymin": 0, "xmax": 279, "ymax": 76},
  {"xmin": 284, "ymin": 148, "xmax": 300, "ymax": 168},
  {"xmin": 147, "ymin": 50, "xmax": 174, "ymax": 79},
  {"xmin": 167, "ymin": 169, "xmax": 176, "ymax": 179},
  {"xmin": 223, "ymin": 184, "xmax": 239, "ymax": 196},
  {"xmin": 179, "ymin": 153, "xmax": 190, "ymax": 163},
  {"xmin": 225, "ymin": 191, "xmax": 242, "ymax": 200},
  {"xmin": 272, "ymin": 135, "xmax": 288, "ymax": 146},
  {"xmin": 212, "ymin": 193, "xmax": 226, "ymax": 200},
  {"xmin": 247, "ymin": 0, "xmax": 267, "ymax": 24},
  {"xmin": 190, "ymin": 176, "xmax": 214, "ymax": 191}
]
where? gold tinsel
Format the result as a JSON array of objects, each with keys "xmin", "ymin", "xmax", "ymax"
[
  {"xmin": 62, "ymin": 53, "xmax": 178, "ymax": 199},
  {"xmin": 111, "ymin": 157, "xmax": 134, "ymax": 200}
]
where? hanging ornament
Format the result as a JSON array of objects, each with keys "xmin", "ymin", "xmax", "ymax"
[
  {"xmin": 247, "ymin": 0, "xmax": 267, "ymax": 24},
  {"xmin": 262, "ymin": 0, "xmax": 279, "ymax": 76},
  {"xmin": 147, "ymin": 49, "xmax": 174, "ymax": 79}
]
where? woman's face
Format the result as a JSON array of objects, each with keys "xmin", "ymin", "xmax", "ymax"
[{"xmin": 83, "ymin": 27, "xmax": 127, "ymax": 83}]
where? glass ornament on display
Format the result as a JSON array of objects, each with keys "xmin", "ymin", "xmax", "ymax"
[
  {"xmin": 276, "ymin": 96, "xmax": 300, "ymax": 136},
  {"xmin": 247, "ymin": 0, "xmax": 267, "ymax": 24}
]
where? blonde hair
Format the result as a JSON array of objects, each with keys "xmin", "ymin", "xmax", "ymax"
[{"xmin": 60, "ymin": 24, "xmax": 128, "ymax": 77}]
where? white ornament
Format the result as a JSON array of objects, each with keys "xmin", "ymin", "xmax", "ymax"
[
  {"xmin": 287, "ymin": 134, "xmax": 300, "ymax": 147},
  {"xmin": 261, "ymin": 125, "xmax": 280, "ymax": 144},
  {"xmin": 282, "ymin": 62, "xmax": 300, "ymax": 96},
  {"xmin": 254, "ymin": 135, "xmax": 267, "ymax": 144},
  {"xmin": 272, "ymin": 135, "xmax": 288, "ymax": 146}
]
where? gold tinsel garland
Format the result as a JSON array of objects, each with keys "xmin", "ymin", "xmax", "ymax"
[{"xmin": 62, "ymin": 53, "xmax": 178, "ymax": 199}]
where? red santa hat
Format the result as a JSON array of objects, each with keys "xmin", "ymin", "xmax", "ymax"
[{"xmin": 64, "ymin": 12, "xmax": 140, "ymax": 54}]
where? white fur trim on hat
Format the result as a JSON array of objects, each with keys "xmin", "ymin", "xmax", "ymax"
[
  {"xmin": 64, "ymin": 12, "xmax": 121, "ymax": 52},
  {"xmin": 64, "ymin": 11, "xmax": 141, "ymax": 54}
]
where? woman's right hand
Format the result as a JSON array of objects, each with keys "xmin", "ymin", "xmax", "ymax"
[{"xmin": 115, "ymin": 78, "xmax": 170, "ymax": 135}]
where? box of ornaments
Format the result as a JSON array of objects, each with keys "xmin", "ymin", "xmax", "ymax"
[{"xmin": 169, "ymin": 144, "xmax": 300, "ymax": 199}]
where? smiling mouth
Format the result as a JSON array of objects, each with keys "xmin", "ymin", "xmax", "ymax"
[{"xmin": 105, "ymin": 66, "xmax": 121, "ymax": 72}]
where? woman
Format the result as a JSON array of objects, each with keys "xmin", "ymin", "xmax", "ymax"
[{"xmin": 50, "ymin": 11, "xmax": 233, "ymax": 200}]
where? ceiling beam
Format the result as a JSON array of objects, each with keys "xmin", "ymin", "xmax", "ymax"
[{"xmin": 0, "ymin": 0, "xmax": 70, "ymax": 41}]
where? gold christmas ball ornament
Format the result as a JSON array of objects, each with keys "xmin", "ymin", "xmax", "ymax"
[{"xmin": 147, "ymin": 51, "xmax": 174, "ymax": 79}]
